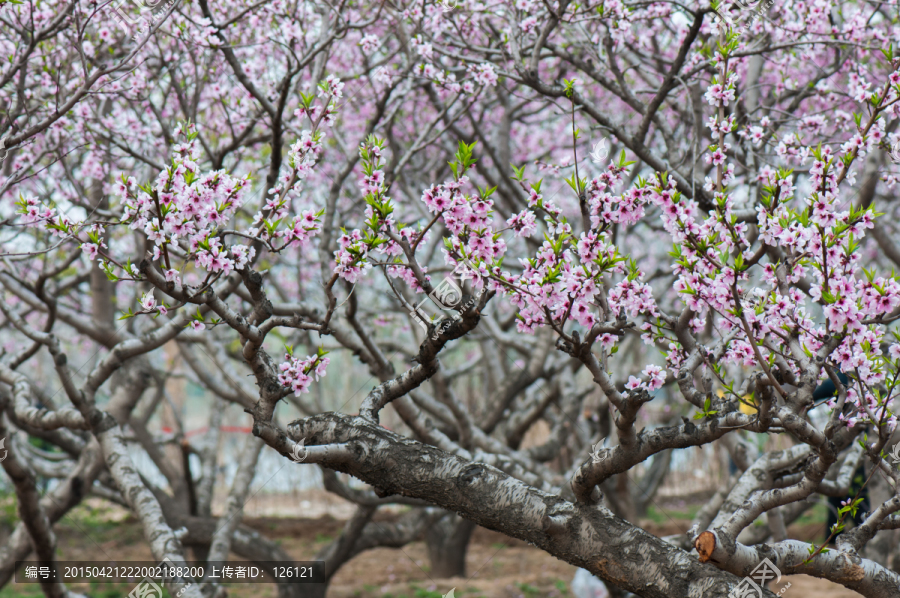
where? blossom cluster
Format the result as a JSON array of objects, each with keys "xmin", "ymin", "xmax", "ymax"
[
  {"xmin": 422, "ymin": 182, "xmax": 504, "ymax": 265},
  {"xmin": 419, "ymin": 153, "xmax": 661, "ymax": 335},
  {"xmin": 18, "ymin": 195, "xmax": 61, "ymax": 228},
  {"xmin": 585, "ymin": 165, "xmax": 646, "ymax": 228},
  {"xmin": 624, "ymin": 365, "xmax": 668, "ymax": 394},
  {"xmin": 648, "ymin": 34, "xmax": 900, "ymax": 429},
  {"xmin": 109, "ymin": 123, "xmax": 251, "ymax": 277},
  {"xmin": 295, "ymin": 74, "xmax": 343, "ymax": 127},
  {"xmin": 277, "ymin": 351, "xmax": 330, "ymax": 396},
  {"xmin": 15, "ymin": 76, "xmax": 343, "ymax": 338},
  {"xmin": 333, "ymin": 138, "xmax": 394, "ymax": 284}
]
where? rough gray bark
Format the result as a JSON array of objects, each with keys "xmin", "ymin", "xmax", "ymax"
[
  {"xmin": 862, "ymin": 446, "xmax": 900, "ymax": 571},
  {"xmin": 4, "ymin": 6, "xmax": 900, "ymax": 597},
  {"xmin": 0, "ymin": 311, "xmax": 203, "ymax": 598},
  {"xmin": 287, "ymin": 412, "xmax": 777, "ymax": 598},
  {"xmin": 166, "ymin": 513, "xmax": 305, "ymax": 598},
  {"xmin": 88, "ymin": 177, "xmax": 115, "ymax": 337},
  {"xmin": 195, "ymin": 403, "xmax": 223, "ymax": 518},
  {"xmin": 201, "ymin": 435, "xmax": 264, "ymax": 595},
  {"xmin": 425, "ymin": 513, "xmax": 477, "ymax": 578},
  {"xmin": 0, "ymin": 409, "xmax": 82, "ymax": 598}
]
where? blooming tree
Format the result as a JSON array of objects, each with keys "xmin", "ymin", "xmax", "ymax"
[{"xmin": 3, "ymin": 0, "xmax": 900, "ymax": 597}]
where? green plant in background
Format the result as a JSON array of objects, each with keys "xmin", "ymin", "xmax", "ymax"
[
  {"xmin": 796, "ymin": 500, "xmax": 828, "ymax": 527},
  {"xmin": 644, "ymin": 504, "xmax": 699, "ymax": 525},
  {"xmin": 0, "ymin": 493, "xmax": 18, "ymax": 528},
  {"xmin": 411, "ymin": 585, "xmax": 445, "ymax": 598},
  {"xmin": 2, "ymin": 586, "xmax": 46, "ymax": 598},
  {"xmin": 27, "ymin": 436, "xmax": 57, "ymax": 452}
]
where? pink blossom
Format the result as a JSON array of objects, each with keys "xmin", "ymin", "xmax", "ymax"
[{"xmin": 140, "ymin": 290, "xmax": 156, "ymax": 312}]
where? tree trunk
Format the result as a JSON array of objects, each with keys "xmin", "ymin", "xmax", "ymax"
[
  {"xmin": 291, "ymin": 412, "xmax": 782, "ymax": 598},
  {"xmin": 632, "ymin": 449, "xmax": 672, "ymax": 519},
  {"xmin": 425, "ymin": 513, "xmax": 477, "ymax": 578},
  {"xmin": 863, "ymin": 446, "xmax": 899, "ymax": 569}
]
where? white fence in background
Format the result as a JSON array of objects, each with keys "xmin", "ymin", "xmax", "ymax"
[
  {"xmin": 128, "ymin": 429, "xmax": 329, "ymax": 494},
  {"xmin": 657, "ymin": 443, "xmax": 725, "ymax": 497}
]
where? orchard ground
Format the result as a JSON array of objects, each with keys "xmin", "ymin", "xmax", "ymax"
[{"xmin": 0, "ymin": 491, "xmax": 860, "ymax": 598}]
